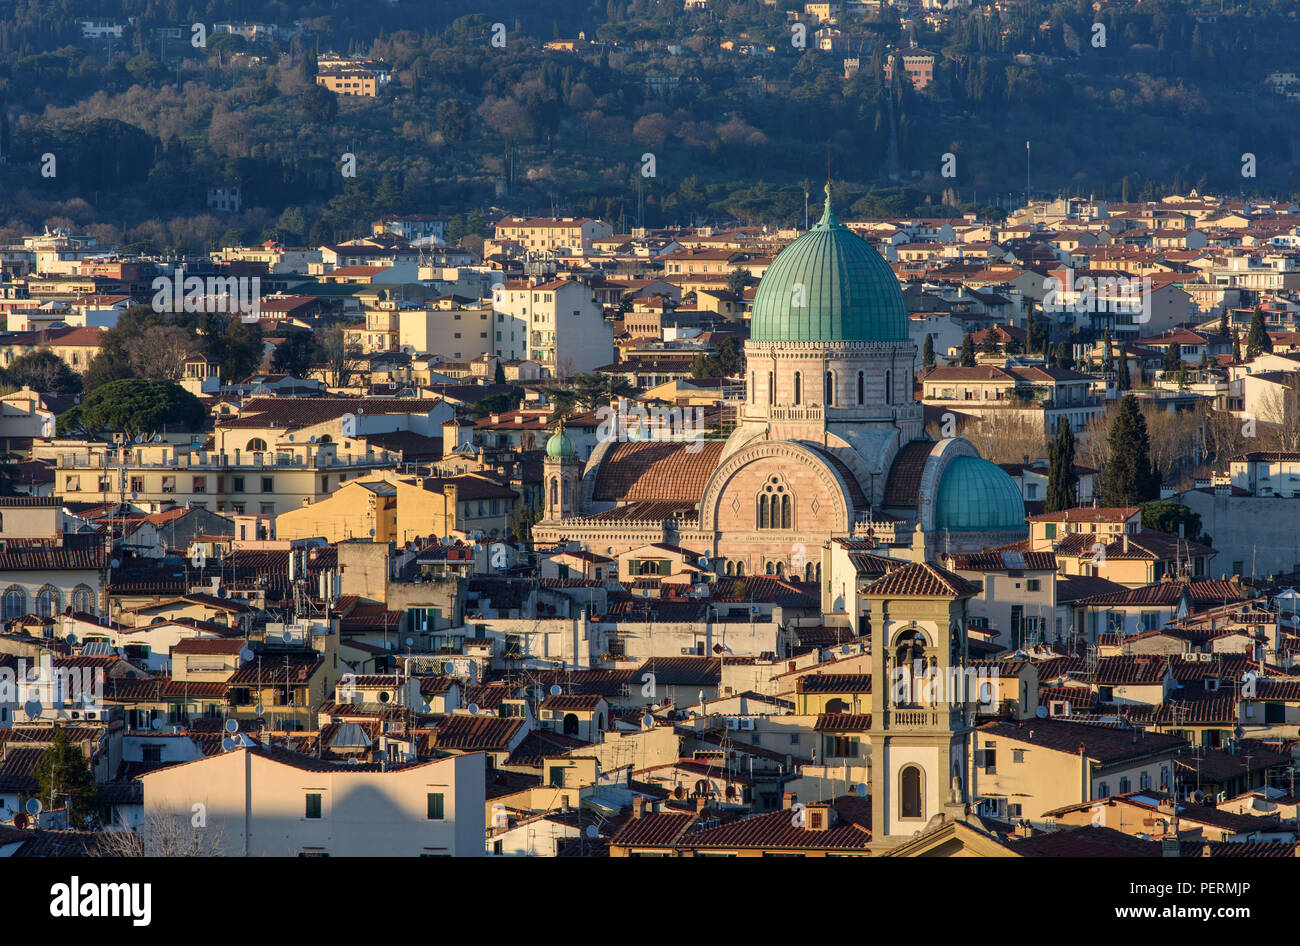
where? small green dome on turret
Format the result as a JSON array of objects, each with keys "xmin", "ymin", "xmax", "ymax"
[{"xmin": 545, "ymin": 429, "xmax": 576, "ymax": 461}]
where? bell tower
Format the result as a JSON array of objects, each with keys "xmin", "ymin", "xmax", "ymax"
[{"xmin": 861, "ymin": 561, "xmax": 980, "ymax": 852}]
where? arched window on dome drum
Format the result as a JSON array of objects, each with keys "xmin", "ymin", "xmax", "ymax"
[
  {"xmin": 757, "ymin": 494, "xmax": 769, "ymax": 529},
  {"xmin": 750, "ymin": 372, "xmax": 755, "ymax": 403},
  {"xmin": 900, "ymin": 766, "xmax": 924, "ymax": 819},
  {"xmin": 2, "ymin": 586, "xmax": 25, "ymax": 619},
  {"xmin": 781, "ymin": 494, "xmax": 791, "ymax": 529},
  {"xmin": 775, "ymin": 561, "xmax": 784, "ymax": 577},
  {"xmin": 768, "ymin": 371, "xmax": 774, "ymax": 405},
  {"xmin": 884, "ymin": 370, "xmax": 892, "ymax": 405},
  {"xmin": 793, "ymin": 372, "xmax": 801, "ymax": 405},
  {"xmin": 857, "ymin": 371, "xmax": 864, "ymax": 405},
  {"xmin": 36, "ymin": 585, "xmax": 60, "ymax": 618},
  {"xmin": 824, "ymin": 371, "xmax": 833, "ymax": 406},
  {"xmin": 736, "ymin": 561, "xmax": 744, "ymax": 577}
]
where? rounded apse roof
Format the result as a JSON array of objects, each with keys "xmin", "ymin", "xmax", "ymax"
[{"xmin": 934, "ymin": 455, "xmax": 1026, "ymax": 531}]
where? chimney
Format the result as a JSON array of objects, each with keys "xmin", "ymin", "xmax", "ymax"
[
  {"xmin": 783, "ymin": 791, "xmax": 797, "ymax": 811},
  {"xmin": 1122, "ymin": 534, "xmax": 1129, "ymax": 554},
  {"xmin": 1014, "ymin": 821, "xmax": 1033, "ymax": 839},
  {"xmin": 695, "ymin": 795, "xmax": 708, "ymax": 813},
  {"xmin": 632, "ymin": 796, "xmax": 646, "ymax": 819}
]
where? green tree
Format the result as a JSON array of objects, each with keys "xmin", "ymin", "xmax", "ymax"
[
  {"xmin": 1055, "ymin": 341, "xmax": 1074, "ymax": 370},
  {"xmin": 1218, "ymin": 310, "xmax": 1228, "ymax": 337},
  {"xmin": 1100, "ymin": 395, "xmax": 1160, "ymax": 506},
  {"xmin": 76, "ymin": 379, "xmax": 205, "ymax": 437},
  {"xmin": 980, "ymin": 331, "xmax": 998, "ymax": 357},
  {"xmin": 1232, "ymin": 329, "xmax": 1242, "ymax": 362},
  {"xmin": 959, "ymin": 333, "xmax": 975, "ymax": 367},
  {"xmin": 922, "ymin": 333, "xmax": 936, "ymax": 372},
  {"xmin": 493, "ymin": 360, "xmax": 507, "ymax": 385},
  {"xmin": 35, "ymin": 727, "xmax": 99, "ymax": 828},
  {"xmin": 1045, "ymin": 418, "xmax": 1078, "ymax": 513},
  {"xmin": 270, "ymin": 329, "xmax": 318, "ymax": 378},
  {"xmin": 1163, "ymin": 342, "xmax": 1181, "ymax": 374},
  {"xmin": 1246, "ymin": 306, "xmax": 1272, "ymax": 357},
  {"xmin": 1117, "ymin": 344, "xmax": 1131, "ymax": 391},
  {"xmin": 1, "ymin": 349, "xmax": 81, "ymax": 395},
  {"xmin": 1141, "ymin": 500, "xmax": 1207, "ymax": 544},
  {"xmin": 1102, "ymin": 328, "xmax": 1114, "ymax": 373},
  {"xmin": 726, "ymin": 267, "xmax": 748, "ymax": 297}
]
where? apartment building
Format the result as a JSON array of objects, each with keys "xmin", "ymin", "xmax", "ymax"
[
  {"xmin": 491, "ymin": 277, "xmax": 614, "ymax": 378},
  {"xmin": 137, "ymin": 746, "xmax": 485, "ymax": 856},
  {"xmin": 492, "ymin": 217, "xmax": 613, "ymax": 254}
]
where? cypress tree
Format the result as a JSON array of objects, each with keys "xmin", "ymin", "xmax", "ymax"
[
  {"xmin": 1102, "ymin": 328, "xmax": 1114, "ymax": 373},
  {"xmin": 922, "ymin": 333, "xmax": 935, "ymax": 372},
  {"xmin": 1232, "ymin": 328, "xmax": 1242, "ymax": 362},
  {"xmin": 1100, "ymin": 395, "xmax": 1160, "ymax": 506},
  {"xmin": 1045, "ymin": 418, "xmax": 1078, "ymax": 513},
  {"xmin": 959, "ymin": 333, "xmax": 975, "ymax": 367},
  {"xmin": 1117, "ymin": 342, "xmax": 1131, "ymax": 390},
  {"xmin": 36, "ymin": 727, "xmax": 99, "ymax": 828},
  {"xmin": 1163, "ymin": 342, "xmax": 1181, "ymax": 374},
  {"xmin": 1246, "ymin": 305, "xmax": 1272, "ymax": 357}
]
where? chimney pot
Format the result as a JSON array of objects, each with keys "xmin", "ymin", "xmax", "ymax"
[{"xmin": 783, "ymin": 791, "xmax": 797, "ymax": 810}]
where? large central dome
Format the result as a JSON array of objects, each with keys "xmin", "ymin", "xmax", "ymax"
[{"xmin": 749, "ymin": 184, "xmax": 909, "ymax": 344}]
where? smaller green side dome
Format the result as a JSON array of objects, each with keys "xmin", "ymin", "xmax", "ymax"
[
  {"xmin": 546, "ymin": 430, "xmax": 576, "ymax": 460},
  {"xmin": 935, "ymin": 456, "xmax": 1026, "ymax": 532}
]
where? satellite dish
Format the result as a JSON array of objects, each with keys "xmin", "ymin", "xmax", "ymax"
[
  {"xmin": 1035, "ymin": 705, "xmax": 1048, "ymax": 719},
  {"xmin": 405, "ymin": 637, "xmax": 413, "ymax": 646},
  {"xmin": 641, "ymin": 713, "xmax": 654, "ymax": 729},
  {"xmin": 25, "ymin": 798, "xmax": 42, "ymax": 816},
  {"xmin": 134, "ymin": 434, "xmax": 144, "ymax": 444},
  {"xmin": 66, "ymin": 632, "xmax": 78, "ymax": 645},
  {"xmin": 309, "ymin": 436, "xmax": 317, "ymax": 444},
  {"xmin": 150, "ymin": 718, "xmax": 164, "ymax": 731},
  {"xmin": 288, "ymin": 434, "xmax": 295, "ymax": 442},
  {"xmin": 369, "ymin": 528, "xmax": 376, "ymax": 537},
  {"xmin": 549, "ymin": 684, "xmax": 562, "ymax": 696},
  {"xmin": 13, "ymin": 813, "xmax": 28, "ymax": 830},
  {"xmin": 224, "ymin": 719, "xmax": 239, "ymax": 735},
  {"xmin": 110, "ymin": 558, "xmax": 121, "ymax": 569},
  {"xmin": 222, "ymin": 737, "xmax": 236, "ymax": 751},
  {"xmin": 255, "ymin": 702, "xmax": 265, "ymax": 715},
  {"xmin": 468, "ymin": 703, "xmax": 480, "ymax": 715},
  {"xmin": 23, "ymin": 699, "xmax": 41, "ymax": 720},
  {"xmin": 585, "ymin": 825, "xmax": 598, "ymax": 839},
  {"xmin": 217, "ymin": 587, "xmax": 228, "ymax": 598},
  {"xmin": 283, "ymin": 630, "xmax": 292, "ymax": 642},
  {"xmin": 239, "ymin": 647, "xmax": 253, "ymax": 662},
  {"xmin": 153, "ymin": 434, "xmax": 163, "ymax": 443},
  {"xmin": 856, "ymin": 782, "xmax": 869, "ymax": 797}
]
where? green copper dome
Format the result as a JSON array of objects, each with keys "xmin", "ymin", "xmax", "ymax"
[
  {"xmin": 750, "ymin": 184, "xmax": 908, "ymax": 344},
  {"xmin": 934, "ymin": 456, "xmax": 1026, "ymax": 531},
  {"xmin": 545, "ymin": 430, "xmax": 576, "ymax": 461}
]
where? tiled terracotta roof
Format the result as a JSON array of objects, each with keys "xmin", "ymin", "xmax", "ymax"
[
  {"xmin": 798, "ymin": 674, "xmax": 872, "ymax": 694},
  {"xmin": 608, "ymin": 810, "xmax": 700, "ymax": 848},
  {"xmin": 814, "ymin": 713, "xmax": 872, "ymax": 731},
  {"xmin": 679, "ymin": 796, "xmax": 871, "ymax": 851},
  {"xmin": 431, "ymin": 714, "xmax": 523, "ymax": 751},
  {"xmin": 1077, "ymin": 579, "xmax": 1245, "ymax": 607},
  {"xmin": 592, "ymin": 440, "xmax": 725, "ymax": 502},
  {"xmin": 979, "ymin": 718, "xmax": 1187, "ymax": 762},
  {"xmin": 0, "ymin": 547, "xmax": 108, "ymax": 570},
  {"xmin": 862, "ymin": 561, "xmax": 980, "ymax": 598},
  {"xmin": 883, "ymin": 440, "xmax": 935, "ymax": 507}
]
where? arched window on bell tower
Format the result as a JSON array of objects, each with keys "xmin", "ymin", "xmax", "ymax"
[
  {"xmin": 549, "ymin": 477, "xmax": 558, "ymax": 508},
  {"xmin": 793, "ymin": 372, "xmax": 802, "ymax": 405},
  {"xmin": 824, "ymin": 370, "xmax": 834, "ymax": 406},
  {"xmin": 900, "ymin": 765, "xmax": 924, "ymax": 820}
]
